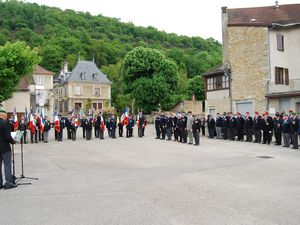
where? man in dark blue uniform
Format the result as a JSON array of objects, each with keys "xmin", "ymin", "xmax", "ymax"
[
  {"xmin": 228, "ymin": 112, "xmax": 237, "ymax": 141},
  {"xmin": 160, "ymin": 113, "xmax": 167, "ymax": 140},
  {"xmin": 109, "ymin": 115, "xmax": 117, "ymax": 139},
  {"xmin": 273, "ymin": 112, "xmax": 283, "ymax": 145},
  {"xmin": 154, "ymin": 113, "xmax": 161, "ymax": 139},
  {"xmin": 244, "ymin": 112, "xmax": 253, "ymax": 142}
]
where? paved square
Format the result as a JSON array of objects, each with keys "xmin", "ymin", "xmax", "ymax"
[{"xmin": 1, "ymin": 125, "xmax": 300, "ymax": 225}]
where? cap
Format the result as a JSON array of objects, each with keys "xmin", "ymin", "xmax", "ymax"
[
  {"xmin": 289, "ymin": 110, "xmax": 293, "ymax": 113},
  {"xmin": 275, "ymin": 112, "xmax": 280, "ymax": 116},
  {"xmin": 292, "ymin": 112, "xmax": 297, "ymax": 116},
  {"xmin": 265, "ymin": 111, "xmax": 269, "ymax": 115},
  {"xmin": 255, "ymin": 111, "xmax": 259, "ymax": 115},
  {"xmin": 246, "ymin": 112, "xmax": 250, "ymax": 115},
  {"xmin": 237, "ymin": 112, "xmax": 241, "ymax": 115}
]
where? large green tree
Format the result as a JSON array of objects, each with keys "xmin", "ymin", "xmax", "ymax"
[
  {"xmin": 0, "ymin": 41, "xmax": 40, "ymax": 103},
  {"xmin": 187, "ymin": 76, "xmax": 205, "ymax": 101}
]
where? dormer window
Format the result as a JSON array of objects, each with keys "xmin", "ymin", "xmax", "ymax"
[
  {"xmin": 80, "ymin": 72, "xmax": 86, "ymax": 80},
  {"xmin": 92, "ymin": 73, "xmax": 98, "ymax": 80}
]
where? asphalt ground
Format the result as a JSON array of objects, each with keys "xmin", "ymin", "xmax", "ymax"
[{"xmin": 1, "ymin": 125, "xmax": 300, "ymax": 225}]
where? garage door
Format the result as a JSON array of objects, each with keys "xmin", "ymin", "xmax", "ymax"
[{"xmin": 236, "ymin": 102, "xmax": 253, "ymax": 116}]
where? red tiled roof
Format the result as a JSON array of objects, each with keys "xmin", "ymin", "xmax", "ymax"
[
  {"xmin": 33, "ymin": 65, "xmax": 55, "ymax": 76},
  {"xmin": 16, "ymin": 76, "xmax": 35, "ymax": 91},
  {"xmin": 227, "ymin": 4, "xmax": 300, "ymax": 27}
]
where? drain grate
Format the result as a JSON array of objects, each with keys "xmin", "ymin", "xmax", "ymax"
[{"xmin": 256, "ymin": 156, "xmax": 274, "ymax": 159}]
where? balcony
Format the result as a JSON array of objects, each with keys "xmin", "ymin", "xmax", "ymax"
[{"xmin": 266, "ymin": 78, "xmax": 300, "ymax": 98}]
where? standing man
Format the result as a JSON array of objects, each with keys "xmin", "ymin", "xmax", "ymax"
[
  {"xmin": 207, "ymin": 115, "xmax": 216, "ymax": 139},
  {"xmin": 253, "ymin": 111, "xmax": 262, "ymax": 143},
  {"xmin": 262, "ymin": 112, "xmax": 273, "ymax": 145},
  {"xmin": 18, "ymin": 116, "xmax": 27, "ymax": 144},
  {"xmin": 43, "ymin": 116, "xmax": 51, "ymax": 143},
  {"xmin": 0, "ymin": 110, "xmax": 17, "ymax": 189},
  {"xmin": 58, "ymin": 115, "xmax": 65, "ymax": 142},
  {"xmin": 110, "ymin": 114, "xmax": 117, "ymax": 139},
  {"xmin": 222, "ymin": 112, "xmax": 229, "ymax": 140},
  {"xmin": 192, "ymin": 115, "xmax": 201, "ymax": 146},
  {"xmin": 160, "ymin": 113, "xmax": 167, "ymax": 140},
  {"xmin": 187, "ymin": 111, "xmax": 194, "ymax": 144},
  {"xmin": 80, "ymin": 115, "xmax": 87, "ymax": 139},
  {"xmin": 273, "ymin": 112, "xmax": 283, "ymax": 146},
  {"xmin": 176, "ymin": 113, "xmax": 183, "ymax": 142},
  {"xmin": 154, "ymin": 113, "xmax": 161, "ymax": 139},
  {"xmin": 85, "ymin": 117, "xmax": 93, "ymax": 140},
  {"xmin": 290, "ymin": 112, "xmax": 299, "ymax": 150},
  {"xmin": 137, "ymin": 111, "xmax": 146, "ymax": 138},
  {"xmin": 118, "ymin": 115, "xmax": 124, "ymax": 137},
  {"xmin": 65, "ymin": 117, "xmax": 72, "ymax": 140},
  {"xmin": 282, "ymin": 115, "xmax": 290, "ymax": 148},
  {"xmin": 228, "ymin": 112, "xmax": 237, "ymax": 141},
  {"xmin": 166, "ymin": 113, "xmax": 173, "ymax": 141},
  {"xmin": 236, "ymin": 112, "xmax": 245, "ymax": 141},
  {"xmin": 172, "ymin": 114, "xmax": 178, "ymax": 141},
  {"xmin": 95, "ymin": 113, "xmax": 101, "ymax": 138},
  {"xmin": 244, "ymin": 112, "xmax": 253, "ymax": 142},
  {"xmin": 200, "ymin": 115, "xmax": 206, "ymax": 136},
  {"xmin": 215, "ymin": 113, "xmax": 223, "ymax": 139},
  {"xmin": 181, "ymin": 113, "xmax": 188, "ymax": 143}
]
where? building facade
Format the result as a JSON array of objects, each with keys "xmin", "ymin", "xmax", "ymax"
[
  {"xmin": 204, "ymin": 3, "xmax": 300, "ymax": 116},
  {"xmin": 54, "ymin": 60, "xmax": 111, "ymax": 115}
]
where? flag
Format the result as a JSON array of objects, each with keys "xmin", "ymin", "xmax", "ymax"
[
  {"xmin": 40, "ymin": 109, "xmax": 45, "ymax": 133},
  {"xmin": 121, "ymin": 108, "xmax": 129, "ymax": 126},
  {"xmin": 25, "ymin": 107, "xmax": 29, "ymax": 123},
  {"xmin": 91, "ymin": 107, "xmax": 95, "ymax": 123},
  {"xmin": 29, "ymin": 113, "xmax": 36, "ymax": 133},
  {"xmin": 100, "ymin": 115, "xmax": 105, "ymax": 131},
  {"xmin": 74, "ymin": 113, "xmax": 79, "ymax": 128},
  {"xmin": 54, "ymin": 111, "xmax": 60, "ymax": 132},
  {"xmin": 13, "ymin": 107, "xmax": 19, "ymax": 131}
]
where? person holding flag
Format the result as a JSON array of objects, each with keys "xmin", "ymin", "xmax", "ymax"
[
  {"xmin": 137, "ymin": 111, "xmax": 147, "ymax": 138},
  {"xmin": 70, "ymin": 112, "xmax": 78, "ymax": 141},
  {"xmin": 29, "ymin": 113, "xmax": 37, "ymax": 144},
  {"xmin": 53, "ymin": 111, "xmax": 62, "ymax": 141},
  {"xmin": 40, "ymin": 109, "xmax": 45, "ymax": 141},
  {"xmin": 118, "ymin": 114, "xmax": 124, "ymax": 137},
  {"xmin": 43, "ymin": 115, "xmax": 51, "ymax": 143},
  {"xmin": 100, "ymin": 112, "xmax": 105, "ymax": 140}
]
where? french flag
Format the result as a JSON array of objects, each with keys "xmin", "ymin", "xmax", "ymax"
[
  {"xmin": 40, "ymin": 109, "xmax": 45, "ymax": 133},
  {"xmin": 29, "ymin": 113, "xmax": 36, "ymax": 133},
  {"xmin": 100, "ymin": 115, "xmax": 105, "ymax": 131},
  {"xmin": 121, "ymin": 108, "xmax": 129, "ymax": 126},
  {"xmin": 13, "ymin": 107, "xmax": 19, "ymax": 131},
  {"xmin": 54, "ymin": 111, "xmax": 60, "ymax": 132},
  {"xmin": 25, "ymin": 107, "xmax": 29, "ymax": 123},
  {"xmin": 74, "ymin": 113, "xmax": 79, "ymax": 128}
]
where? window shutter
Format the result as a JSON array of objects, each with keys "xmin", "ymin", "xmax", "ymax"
[
  {"xmin": 276, "ymin": 34, "xmax": 284, "ymax": 51},
  {"xmin": 275, "ymin": 67, "xmax": 279, "ymax": 84},
  {"xmin": 285, "ymin": 68, "xmax": 289, "ymax": 85}
]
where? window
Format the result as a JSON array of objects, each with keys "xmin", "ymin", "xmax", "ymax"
[
  {"xmin": 37, "ymin": 76, "xmax": 44, "ymax": 85},
  {"xmin": 92, "ymin": 103, "xmax": 97, "ymax": 110},
  {"xmin": 98, "ymin": 103, "xmax": 103, "ymax": 110},
  {"xmin": 94, "ymin": 88, "xmax": 101, "ymax": 96},
  {"xmin": 92, "ymin": 102, "xmax": 103, "ymax": 110},
  {"xmin": 59, "ymin": 101, "xmax": 63, "ymax": 113},
  {"xmin": 75, "ymin": 103, "xmax": 82, "ymax": 111},
  {"xmin": 207, "ymin": 75, "xmax": 229, "ymax": 91},
  {"xmin": 64, "ymin": 86, "xmax": 67, "ymax": 97},
  {"xmin": 276, "ymin": 34, "xmax": 284, "ymax": 51},
  {"xmin": 74, "ymin": 86, "xmax": 81, "ymax": 95},
  {"xmin": 92, "ymin": 73, "xmax": 98, "ymax": 80},
  {"xmin": 64, "ymin": 100, "xmax": 68, "ymax": 113},
  {"xmin": 80, "ymin": 72, "xmax": 86, "ymax": 80},
  {"xmin": 275, "ymin": 67, "xmax": 289, "ymax": 85}
]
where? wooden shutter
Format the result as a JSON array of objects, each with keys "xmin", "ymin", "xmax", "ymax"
[
  {"xmin": 275, "ymin": 67, "xmax": 279, "ymax": 84},
  {"xmin": 285, "ymin": 68, "xmax": 289, "ymax": 85},
  {"xmin": 276, "ymin": 34, "xmax": 284, "ymax": 51}
]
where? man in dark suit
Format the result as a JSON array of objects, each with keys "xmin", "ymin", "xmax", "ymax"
[
  {"xmin": 228, "ymin": 112, "xmax": 237, "ymax": 141},
  {"xmin": 290, "ymin": 112, "xmax": 299, "ymax": 150},
  {"xmin": 262, "ymin": 112, "xmax": 274, "ymax": 145},
  {"xmin": 0, "ymin": 110, "xmax": 17, "ymax": 189}
]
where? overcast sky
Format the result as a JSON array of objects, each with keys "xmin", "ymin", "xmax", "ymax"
[{"xmin": 24, "ymin": 0, "xmax": 299, "ymax": 41}]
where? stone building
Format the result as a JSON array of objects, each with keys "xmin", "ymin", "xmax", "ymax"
[
  {"xmin": 204, "ymin": 3, "xmax": 300, "ymax": 116},
  {"xmin": 54, "ymin": 60, "xmax": 111, "ymax": 115}
]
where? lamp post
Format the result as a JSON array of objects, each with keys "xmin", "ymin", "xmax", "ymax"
[{"xmin": 223, "ymin": 61, "xmax": 232, "ymax": 112}]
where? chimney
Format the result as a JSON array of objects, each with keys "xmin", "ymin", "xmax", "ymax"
[
  {"xmin": 275, "ymin": 1, "xmax": 279, "ymax": 10},
  {"xmin": 221, "ymin": 6, "xmax": 227, "ymax": 14}
]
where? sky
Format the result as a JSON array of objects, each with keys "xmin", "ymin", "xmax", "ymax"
[{"xmin": 24, "ymin": 0, "xmax": 300, "ymax": 41}]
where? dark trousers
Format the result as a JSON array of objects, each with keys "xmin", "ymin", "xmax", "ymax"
[
  {"xmin": 111, "ymin": 128, "xmax": 116, "ymax": 138},
  {"xmin": 182, "ymin": 128, "xmax": 187, "ymax": 143},
  {"xmin": 95, "ymin": 127, "xmax": 100, "ymax": 138},
  {"xmin": 86, "ymin": 129, "xmax": 92, "ymax": 140},
  {"xmin": 201, "ymin": 126, "xmax": 205, "ymax": 136},
  {"xmin": 166, "ymin": 128, "xmax": 172, "ymax": 140},
  {"xmin": 99, "ymin": 129, "xmax": 104, "ymax": 139},
  {"xmin": 30, "ymin": 132, "xmax": 35, "ymax": 143},
  {"xmin": 126, "ymin": 128, "xmax": 133, "ymax": 137},
  {"xmin": 155, "ymin": 126, "xmax": 161, "ymax": 139},
  {"xmin": 161, "ymin": 126, "xmax": 166, "ymax": 139},
  {"xmin": 138, "ymin": 126, "xmax": 143, "ymax": 138},
  {"xmin": 71, "ymin": 129, "xmax": 76, "ymax": 141},
  {"xmin": 223, "ymin": 127, "xmax": 229, "ymax": 139},
  {"xmin": 208, "ymin": 128, "xmax": 215, "ymax": 139},
  {"xmin": 254, "ymin": 129, "xmax": 261, "ymax": 143},
  {"xmin": 119, "ymin": 126, "xmax": 123, "ymax": 137},
  {"xmin": 173, "ymin": 128, "xmax": 178, "ymax": 140},
  {"xmin": 142, "ymin": 127, "xmax": 145, "ymax": 136},
  {"xmin": 291, "ymin": 133, "xmax": 299, "ymax": 149},
  {"xmin": 55, "ymin": 130, "xmax": 58, "ymax": 140},
  {"xmin": 58, "ymin": 130, "xmax": 63, "ymax": 141},
  {"xmin": 35, "ymin": 130, "xmax": 38, "ymax": 142},
  {"xmin": 274, "ymin": 132, "xmax": 282, "ymax": 145},
  {"xmin": 237, "ymin": 128, "xmax": 244, "ymax": 141},
  {"xmin": 67, "ymin": 129, "xmax": 72, "ymax": 140},
  {"xmin": 229, "ymin": 128, "xmax": 235, "ymax": 140},
  {"xmin": 245, "ymin": 129, "xmax": 252, "ymax": 141},
  {"xmin": 177, "ymin": 128, "xmax": 182, "ymax": 142},
  {"xmin": 0, "ymin": 151, "xmax": 13, "ymax": 185},
  {"xmin": 193, "ymin": 131, "xmax": 200, "ymax": 145},
  {"xmin": 263, "ymin": 130, "xmax": 272, "ymax": 144},
  {"xmin": 82, "ymin": 128, "xmax": 86, "ymax": 138},
  {"xmin": 21, "ymin": 131, "xmax": 27, "ymax": 144}
]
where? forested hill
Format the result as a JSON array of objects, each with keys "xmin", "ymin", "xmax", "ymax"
[{"xmin": 0, "ymin": 0, "xmax": 222, "ymax": 76}]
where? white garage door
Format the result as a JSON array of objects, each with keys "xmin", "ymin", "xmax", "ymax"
[{"xmin": 236, "ymin": 102, "xmax": 253, "ymax": 116}]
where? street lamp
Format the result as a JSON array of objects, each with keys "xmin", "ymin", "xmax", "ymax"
[{"xmin": 222, "ymin": 61, "xmax": 232, "ymax": 112}]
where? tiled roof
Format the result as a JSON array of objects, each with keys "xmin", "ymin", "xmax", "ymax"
[
  {"xmin": 16, "ymin": 76, "xmax": 35, "ymax": 91},
  {"xmin": 202, "ymin": 64, "xmax": 224, "ymax": 77},
  {"xmin": 33, "ymin": 65, "xmax": 55, "ymax": 76},
  {"xmin": 227, "ymin": 4, "xmax": 300, "ymax": 27}
]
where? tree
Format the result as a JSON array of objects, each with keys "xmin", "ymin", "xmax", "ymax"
[
  {"xmin": 0, "ymin": 41, "xmax": 40, "ymax": 103},
  {"xmin": 187, "ymin": 76, "xmax": 205, "ymax": 101}
]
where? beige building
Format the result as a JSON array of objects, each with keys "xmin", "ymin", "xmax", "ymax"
[
  {"xmin": 54, "ymin": 60, "xmax": 111, "ymax": 115},
  {"xmin": 204, "ymin": 3, "xmax": 300, "ymax": 117}
]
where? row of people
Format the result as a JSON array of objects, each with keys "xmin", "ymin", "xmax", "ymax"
[
  {"xmin": 206, "ymin": 111, "xmax": 300, "ymax": 149},
  {"xmin": 154, "ymin": 111, "xmax": 201, "ymax": 146}
]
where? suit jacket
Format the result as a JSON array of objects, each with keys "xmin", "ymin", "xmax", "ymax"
[{"xmin": 0, "ymin": 118, "xmax": 15, "ymax": 154}]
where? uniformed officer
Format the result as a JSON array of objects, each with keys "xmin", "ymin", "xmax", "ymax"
[
  {"xmin": 95, "ymin": 114, "xmax": 101, "ymax": 138},
  {"xmin": 85, "ymin": 118, "xmax": 93, "ymax": 140},
  {"xmin": 181, "ymin": 113, "xmax": 188, "ymax": 143},
  {"xmin": 118, "ymin": 115, "xmax": 124, "ymax": 137},
  {"xmin": 166, "ymin": 113, "xmax": 173, "ymax": 141},
  {"xmin": 70, "ymin": 117, "xmax": 77, "ymax": 141},
  {"xmin": 253, "ymin": 111, "xmax": 262, "ymax": 143},
  {"xmin": 154, "ymin": 113, "xmax": 161, "ymax": 139},
  {"xmin": 80, "ymin": 115, "xmax": 88, "ymax": 139},
  {"xmin": 236, "ymin": 112, "xmax": 245, "ymax": 141},
  {"xmin": 172, "ymin": 114, "xmax": 178, "ymax": 141},
  {"xmin": 289, "ymin": 112, "xmax": 299, "ymax": 149},
  {"xmin": 273, "ymin": 112, "xmax": 283, "ymax": 145},
  {"xmin": 244, "ymin": 112, "xmax": 253, "ymax": 142},
  {"xmin": 222, "ymin": 112, "xmax": 230, "ymax": 140},
  {"xmin": 160, "ymin": 113, "xmax": 167, "ymax": 140},
  {"xmin": 110, "ymin": 114, "xmax": 117, "ymax": 139},
  {"xmin": 65, "ymin": 117, "xmax": 72, "ymax": 140},
  {"xmin": 228, "ymin": 112, "xmax": 237, "ymax": 141},
  {"xmin": 18, "ymin": 116, "xmax": 27, "ymax": 144},
  {"xmin": 207, "ymin": 115, "xmax": 216, "ymax": 139},
  {"xmin": 43, "ymin": 116, "xmax": 51, "ymax": 143},
  {"xmin": 282, "ymin": 115, "xmax": 290, "ymax": 147},
  {"xmin": 137, "ymin": 111, "xmax": 146, "ymax": 138},
  {"xmin": 176, "ymin": 113, "xmax": 183, "ymax": 142},
  {"xmin": 262, "ymin": 112, "xmax": 273, "ymax": 145},
  {"xmin": 58, "ymin": 115, "xmax": 65, "ymax": 142}
]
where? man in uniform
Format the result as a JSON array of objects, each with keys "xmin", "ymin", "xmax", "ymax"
[
  {"xmin": 228, "ymin": 112, "xmax": 237, "ymax": 141},
  {"xmin": 0, "ymin": 110, "xmax": 17, "ymax": 189},
  {"xmin": 176, "ymin": 113, "xmax": 183, "ymax": 142},
  {"xmin": 273, "ymin": 112, "xmax": 283, "ymax": 145},
  {"xmin": 18, "ymin": 116, "xmax": 27, "ymax": 144},
  {"xmin": 207, "ymin": 115, "xmax": 216, "ymax": 139},
  {"xmin": 200, "ymin": 115, "xmax": 206, "ymax": 136},
  {"xmin": 80, "ymin": 114, "xmax": 87, "ymax": 139},
  {"xmin": 118, "ymin": 115, "xmax": 124, "ymax": 137},
  {"xmin": 236, "ymin": 112, "xmax": 245, "ymax": 141},
  {"xmin": 160, "ymin": 112, "xmax": 167, "ymax": 140},
  {"xmin": 166, "ymin": 113, "xmax": 173, "ymax": 141},
  {"xmin": 172, "ymin": 114, "xmax": 178, "ymax": 141},
  {"xmin": 244, "ymin": 112, "xmax": 253, "ymax": 142},
  {"xmin": 43, "ymin": 116, "xmax": 51, "ymax": 143},
  {"xmin": 262, "ymin": 112, "xmax": 273, "ymax": 145},
  {"xmin": 154, "ymin": 113, "xmax": 161, "ymax": 139},
  {"xmin": 215, "ymin": 113, "xmax": 223, "ymax": 139},
  {"xmin": 109, "ymin": 114, "xmax": 117, "ymax": 139},
  {"xmin": 282, "ymin": 115, "xmax": 290, "ymax": 147},
  {"xmin": 58, "ymin": 115, "xmax": 65, "ymax": 142},
  {"xmin": 222, "ymin": 112, "xmax": 229, "ymax": 140},
  {"xmin": 137, "ymin": 111, "xmax": 146, "ymax": 138},
  {"xmin": 253, "ymin": 111, "xmax": 262, "ymax": 143},
  {"xmin": 187, "ymin": 111, "xmax": 194, "ymax": 144},
  {"xmin": 86, "ymin": 117, "xmax": 93, "ymax": 140},
  {"xmin": 65, "ymin": 116, "xmax": 72, "ymax": 140},
  {"xmin": 192, "ymin": 115, "xmax": 201, "ymax": 146},
  {"xmin": 181, "ymin": 113, "xmax": 188, "ymax": 143},
  {"xmin": 290, "ymin": 112, "xmax": 299, "ymax": 149}
]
